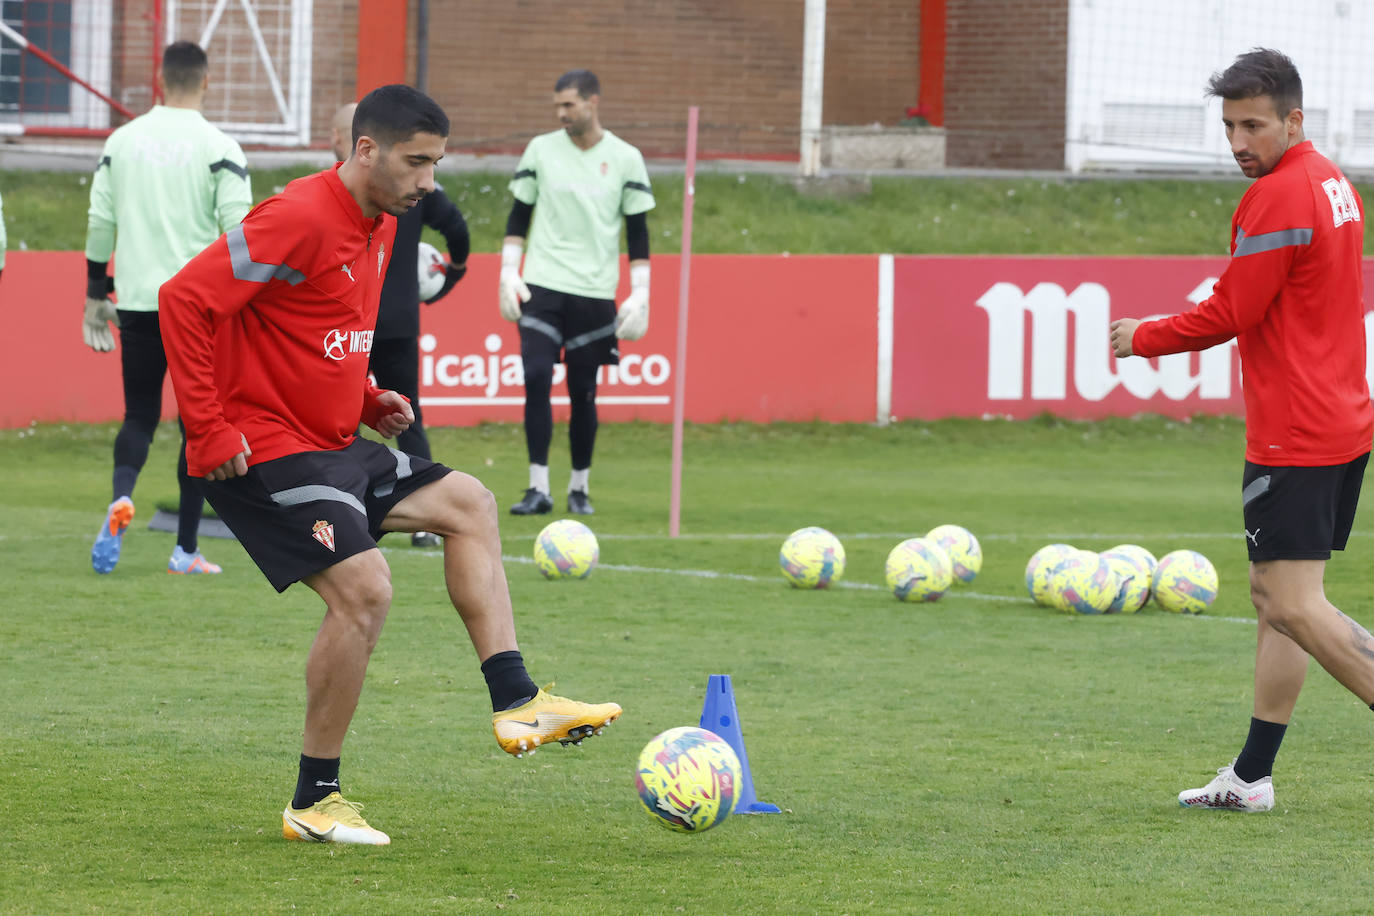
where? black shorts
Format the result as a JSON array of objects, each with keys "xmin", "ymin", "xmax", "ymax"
[
  {"xmin": 1241, "ymin": 453, "xmax": 1368, "ymax": 562},
  {"xmin": 202, "ymin": 438, "xmax": 451, "ymax": 592},
  {"xmin": 518, "ymin": 284, "xmax": 620, "ymax": 367}
]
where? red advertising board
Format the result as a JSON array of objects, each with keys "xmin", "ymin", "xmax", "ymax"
[
  {"xmin": 891, "ymin": 255, "xmax": 1246, "ymax": 420},
  {"xmin": 0, "ymin": 251, "xmax": 879, "ymax": 428},
  {"xmin": 10, "ymin": 250, "xmax": 1374, "ymax": 430},
  {"xmin": 415, "ymin": 254, "xmax": 878, "ymax": 425}
]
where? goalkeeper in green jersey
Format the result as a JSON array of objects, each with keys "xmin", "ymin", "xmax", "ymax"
[
  {"xmin": 500, "ymin": 69, "xmax": 655, "ymax": 517},
  {"xmin": 83, "ymin": 41, "xmax": 252, "ymax": 576}
]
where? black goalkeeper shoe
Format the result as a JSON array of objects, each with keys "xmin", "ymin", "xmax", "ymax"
[
  {"xmin": 510, "ymin": 488, "xmax": 554, "ymax": 516},
  {"xmin": 567, "ymin": 489, "xmax": 595, "ymax": 516}
]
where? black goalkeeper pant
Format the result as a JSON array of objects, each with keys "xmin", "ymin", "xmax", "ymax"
[{"xmin": 114, "ymin": 309, "xmax": 207, "ymax": 553}]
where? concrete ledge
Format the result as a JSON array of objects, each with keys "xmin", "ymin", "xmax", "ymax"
[{"xmin": 823, "ymin": 126, "xmax": 946, "ymax": 170}]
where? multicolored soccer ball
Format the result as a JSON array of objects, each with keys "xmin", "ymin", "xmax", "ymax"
[
  {"xmin": 1025, "ymin": 543, "xmax": 1077, "ymax": 606},
  {"xmin": 635, "ymin": 727, "xmax": 743, "ymax": 833},
  {"xmin": 1101, "ymin": 544, "xmax": 1157, "ymax": 614},
  {"xmin": 417, "ymin": 241, "xmax": 447, "ymax": 300},
  {"xmin": 1152, "ymin": 549, "xmax": 1218, "ymax": 614},
  {"xmin": 533, "ymin": 519, "xmax": 599, "ymax": 579},
  {"xmin": 1048, "ymin": 551, "xmax": 1119, "ymax": 614},
  {"xmin": 885, "ymin": 537, "xmax": 954, "ymax": 602},
  {"xmin": 925, "ymin": 524, "xmax": 982, "ymax": 583},
  {"xmin": 779, "ymin": 526, "xmax": 845, "ymax": 589}
]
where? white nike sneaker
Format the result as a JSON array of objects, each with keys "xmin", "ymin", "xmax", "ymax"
[{"xmin": 1178, "ymin": 761, "xmax": 1274, "ymax": 812}]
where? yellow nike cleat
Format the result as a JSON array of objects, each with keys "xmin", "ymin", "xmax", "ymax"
[
  {"xmin": 282, "ymin": 792, "xmax": 391, "ymax": 845},
  {"xmin": 492, "ymin": 686, "xmax": 622, "ymax": 757}
]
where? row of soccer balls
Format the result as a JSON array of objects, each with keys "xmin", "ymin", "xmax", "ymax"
[
  {"xmin": 533, "ymin": 518, "xmax": 1219, "ymax": 615},
  {"xmin": 1026, "ymin": 542, "xmax": 1219, "ymax": 615},
  {"xmin": 778, "ymin": 524, "xmax": 1220, "ymax": 614},
  {"xmin": 779, "ymin": 524, "xmax": 983, "ymax": 601}
]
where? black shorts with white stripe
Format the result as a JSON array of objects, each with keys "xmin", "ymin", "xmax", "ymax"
[
  {"xmin": 202, "ymin": 438, "xmax": 451, "ymax": 592},
  {"xmin": 1241, "ymin": 453, "xmax": 1368, "ymax": 563},
  {"xmin": 518, "ymin": 284, "xmax": 620, "ymax": 367}
]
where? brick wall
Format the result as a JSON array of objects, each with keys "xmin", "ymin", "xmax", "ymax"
[
  {"xmin": 943, "ymin": 0, "xmax": 1069, "ymax": 169},
  {"xmin": 310, "ymin": 0, "xmax": 920, "ymax": 160},
  {"xmin": 105, "ymin": 0, "xmax": 1066, "ymax": 170}
]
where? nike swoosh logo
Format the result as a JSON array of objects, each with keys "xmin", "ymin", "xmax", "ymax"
[
  {"xmin": 505, "ymin": 718, "xmax": 541, "ymax": 729},
  {"xmin": 315, "ymin": 780, "xmax": 339, "ymax": 788},
  {"xmin": 284, "ymin": 812, "xmax": 330, "ymax": 842}
]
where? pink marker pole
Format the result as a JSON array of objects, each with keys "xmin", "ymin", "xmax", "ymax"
[{"xmin": 669, "ymin": 106, "xmax": 699, "ymax": 539}]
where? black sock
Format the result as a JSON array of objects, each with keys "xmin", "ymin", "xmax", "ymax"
[
  {"xmin": 481, "ymin": 650, "xmax": 539, "ymax": 712},
  {"xmin": 1233, "ymin": 717, "xmax": 1288, "ymax": 783},
  {"xmin": 292, "ymin": 754, "xmax": 341, "ymax": 809}
]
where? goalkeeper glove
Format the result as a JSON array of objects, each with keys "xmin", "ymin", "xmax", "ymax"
[
  {"xmin": 425, "ymin": 262, "xmax": 467, "ymax": 304},
  {"xmin": 498, "ymin": 242, "xmax": 530, "ymax": 321},
  {"xmin": 615, "ymin": 264, "xmax": 650, "ymax": 341},
  {"xmin": 82, "ymin": 274, "xmax": 119, "ymax": 352}
]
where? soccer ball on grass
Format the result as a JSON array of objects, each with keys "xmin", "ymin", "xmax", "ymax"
[
  {"xmin": 779, "ymin": 526, "xmax": 845, "ymax": 589},
  {"xmin": 635, "ymin": 727, "xmax": 743, "ymax": 833},
  {"xmin": 925, "ymin": 524, "xmax": 982, "ymax": 583},
  {"xmin": 1048, "ymin": 551, "xmax": 1119, "ymax": 614},
  {"xmin": 1100, "ymin": 544, "xmax": 1156, "ymax": 614},
  {"xmin": 1025, "ymin": 543, "xmax": 1076, "ymax": 606},
  {"xmin": 885, "ymin": 537, "xmax": 954, "ymax": 602},
  {"xmin": 1152, "ymin": 549, "xmax": 1218, "ymax": 614},
  {"xmin": 533, "ymin": 519, "xmax": 599, "ymax": 579}
]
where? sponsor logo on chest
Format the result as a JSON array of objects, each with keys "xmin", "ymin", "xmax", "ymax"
[{"xmin": 323, "ymin": 328, "xmax": 374, "ymax": 361}]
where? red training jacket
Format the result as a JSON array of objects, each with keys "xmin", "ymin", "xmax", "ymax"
[
  {"xmin": 160, "ymin": 166, "xmax": 398, "ymax": 478},
  {"xmin": 1133, "ymin": 141, "xmax": 1373, "ymax": 466}
]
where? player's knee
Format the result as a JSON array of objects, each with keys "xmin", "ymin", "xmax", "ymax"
[
  {"xmin": 453, "ymin": 472, "xmax": 499, "ymax": 519},
  {"xmin": 523, "ymin": 359, "xmax": 554, "ymax": 393},
  {"xmin": 1249, "ymin": 569, "xmax": 1273, "ymax": 617},
  {"xmin": 343, "ymin": 572, "xmax": 393, "ymax": 643},
  {"xmin": 437, "ymin": 472, "xmax": 499, "ymax": 532},
  {"xmin": 120, "ymin": 411, "xmax": 160, "ymax": 439}
]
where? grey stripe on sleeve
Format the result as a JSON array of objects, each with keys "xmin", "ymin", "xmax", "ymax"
[
  {"xmin": 513, "ymin": 168, "xmax": 536, "ymax": 180},
  {"xmin": 1241, "ymin": 475, "xmax": 1271, "ymax": 507},
  {"xmin": 623, "ymin": 180, "xmax": 652, "ymax": 193},
  {"xmin": 1233, "ymin": 227, "xmax": 1312, "ymax": 257},
  {"xmin": 270, "ymin": 484, "xmax": 367, "ymax": 517},
  {"xmin": 210, "ymin": 159, "xmax": 249, "ymax": 179},
  {"xmin": 226, "ymin": 225, "xmax": 306, "ymax": 285}
]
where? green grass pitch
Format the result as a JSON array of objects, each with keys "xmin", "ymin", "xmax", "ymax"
[{"xmin": 3, "ymin": 416, "xmax": 1373, "ymax": 913}]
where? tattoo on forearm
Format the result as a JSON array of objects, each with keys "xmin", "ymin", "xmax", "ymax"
[{"xmin": 1337, "ymin": 610, "xmax": 1374, "ymax": 661}]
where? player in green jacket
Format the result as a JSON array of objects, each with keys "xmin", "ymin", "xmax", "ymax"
[
  {"xmin": 83, "ymin": 41, "xmax": 252, "ymax": 576},
  {"xmin": 500, "ymin": 70, "xmax": 655, "ymax": 516}
]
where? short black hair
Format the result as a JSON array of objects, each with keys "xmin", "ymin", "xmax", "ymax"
[
  {"xmin": 353, "ymin": 84, "xmax": 449, "ymax": 149},
  {"xmin": 555, "ymin": 69, "xmax": 600, "ymax": 99},
  {"xmin": 162, "ymin": 41, "xmax": 208, "ymax": 93},
  {"xmin": 1206, "ymin": 48, "xmax": 1303, "ymax": 119}
]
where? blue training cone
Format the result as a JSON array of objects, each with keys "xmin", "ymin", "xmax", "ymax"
[{"xmin": 698, "ymin": 674, "xmax": 781, "ymax": 814}]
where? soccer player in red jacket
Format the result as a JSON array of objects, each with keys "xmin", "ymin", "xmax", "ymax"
[
  {"xmin": 1111, "ymin": 49, "xmax": 1374, "ymax": 812},
  {"xmin": 159, "ymin": 85, "xmax": 621, "ymax": 845}
]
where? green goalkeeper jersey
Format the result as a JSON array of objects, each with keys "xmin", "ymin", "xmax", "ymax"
[
  {"xmin": 509, "ymin": 128, "xmax": 655, "ymax": 298},
  {"xmin": 85, "ymin": 105, "xmax": 251, "ymax": 311}
]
